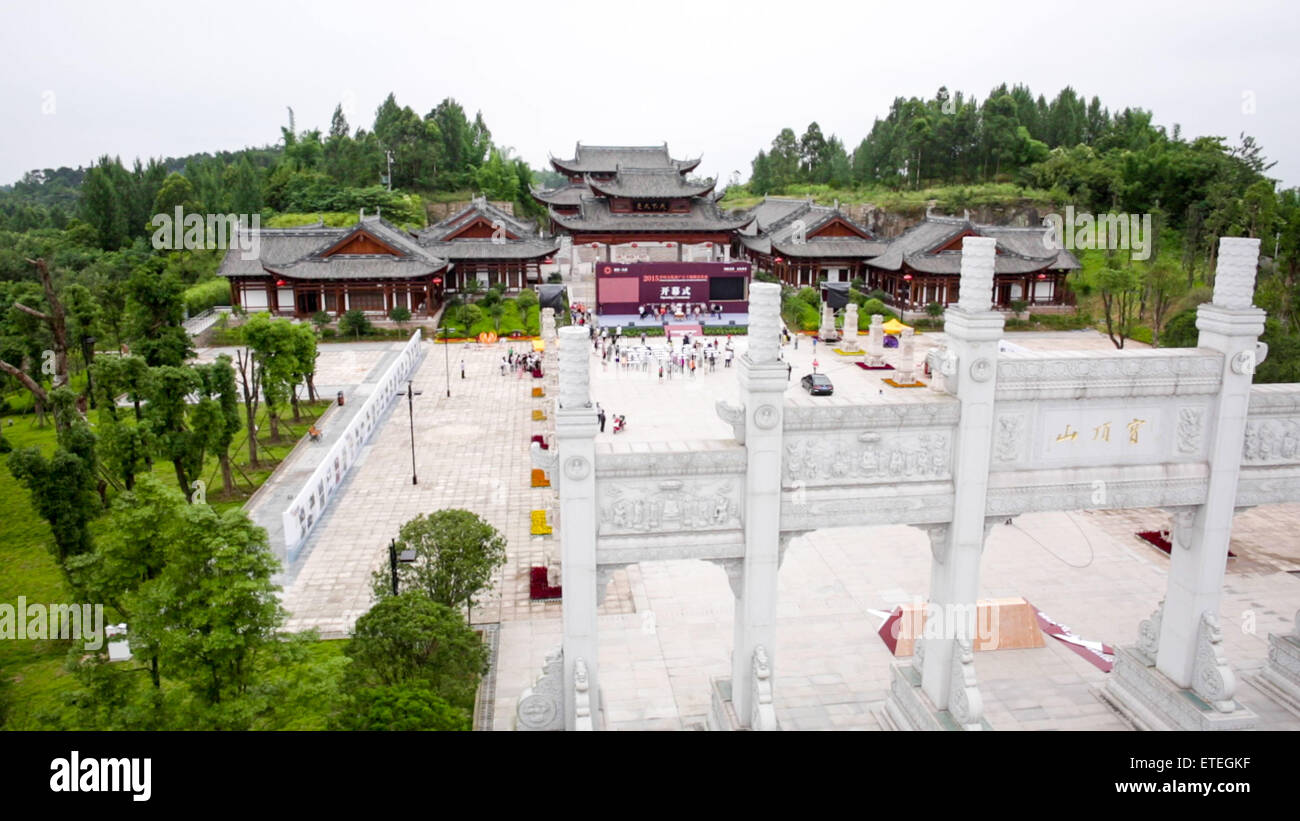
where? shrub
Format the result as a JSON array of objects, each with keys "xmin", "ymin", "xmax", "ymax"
[
  {"xmin": 869, "ymin": 289, "xmax": 890, "ymax": 303},
  {"xmin": 516, "ymin": 289, "xmax": 538, "ymax": 308},
  {"xmin": 388, "ymin": 306, "xmax": 412, "ymax": 326},
  {"xmin": 859, "ymin": 298, "xmax": 897, "ymax": 321},
  {"xmin": 1009, "ymin": 299, "xmax": 1029, "ymax": 314},
  {"xmin": 183, "ymin": 278, "xmax": 231, "ymax": 315},
  {"xmin": 796, "ymin": 287, "xmax": 820, "ymax": 308},
  {"xmin": 925, "ymin": 302, "xmax": 944, "ymax": 318},
  {"xmin": 339, "ymin": 310, "xmax": 373, "ymax": 339},
  {"xmin": 547, "ymin": 273, "xmax": 563, "ymax": 283},
  {"xmin": 311, "ymin": 311, "xmax": 332, "ymax": 328}
]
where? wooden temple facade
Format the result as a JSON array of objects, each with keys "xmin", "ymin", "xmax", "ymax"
[
  {"xmin": 865, "ymin": 217, "xmax": 1080, "ymax": 310},
  {"xmin": 737, "ymin": 197, "xmax": 886, "ymax": 287},
  {"xmin": 416, "ymin": 198, "xmax": 558, "ymax": 292},
  {"xmin": 218, "ymin": 214, "xmax": 450, "ymax": 319},
  {"xmin": 532, "ymin": 144, "xmax": 753, "ymax": 264}
]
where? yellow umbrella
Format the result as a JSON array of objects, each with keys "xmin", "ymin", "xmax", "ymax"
[
  {"xmin": 881, "ymin": 318, "xmax": 912, "ymax": 335},
  {"xmin": 532, "ymin": 339, "xmax": 546, "ymax": 352}
]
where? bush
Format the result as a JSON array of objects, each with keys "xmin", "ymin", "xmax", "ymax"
[
  {"xmin": 388, "ymin": 306, "xmax": 412, "ymax": 326},
  {"xmin": 925, "ymin": 302, "xmax": 944, "ymax": 318},
  {"xmin": 311, "ymin": 311, "xmax": 332, "ymax": 328},
  {"xmin": 516, "ymin": 289, "xmax": 538, "ymax": 308},
  {"xmin": 859, "ymin": 298, "xmax": 897, "ymax": 321},
  {"xmin": 183, "ymin": 278, "xmax": 231, "ymax": 315},
  {"xmin": 339, "ymin": 310, "xmax": 373, "ymax": 338},
  {"xmin": 796, "ymin": 287, "xmax": 820, "ymax": 308},
  {"xmin": 1009, "ymin": 299, "xmax": 1029, "ymax": 314},
  {"xmin": 334, "ymin": 684, "xmax": 470, "ymax": 731},
  {"xmin": 547, "ymin": 273, "xmax": 563, "ymax": 283},
  {"xmin": 703, "ymin": 326, "xmax": 746, "ymax": 335},
  {"xmin": 869, "ymin": 289, "xmax": 890, "ymax": 303}
]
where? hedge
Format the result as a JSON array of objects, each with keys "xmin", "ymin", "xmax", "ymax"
[{"xmin": 184, "ymin": 278, "xmax": 231, "ymax": 315}]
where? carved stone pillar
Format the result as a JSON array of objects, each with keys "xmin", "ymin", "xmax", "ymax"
[
  {"xmin": 866, "ymin": 313, "xmax": 884, "ymax": 366},
  {"xmin": 729, "ymin": 282, "xmax": 786, "ymax": 729},
  {"xmin": 896, "ymin": 327, "xmax": 916, "ymax": 384},
  {"xmin": 819, "ymin": 301, "xmax": 837, "ymax": 341},
  {"xmin": 886, "ymin": 237, "xmax": 1001, "ymax": 731},
  {"xmin": 842, "ymin": 303, "xmax": 860, "ymax": 352},
  {"xmin": 1103, "ymin": 238, "xmax": 1262, "ymax": 730},
  {"xmin": 555, "ymin": 325, "xmax": 601, "ymax": 730},
  {"xmin": 1256, "ymin": 610, "xmax": 1300, "ymax": 714}
]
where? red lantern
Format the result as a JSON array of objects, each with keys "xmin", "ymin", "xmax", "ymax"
[
  {"xmin": 631, "ymin": 243, "xmax": 638, "ymax": 248},
  {"xmin": 774, "ymin": 257, "xmax": 784, "ymax": 264},
  {"xmin": 903, "ymin": 274, "xmax": 912, "ymax": 281},
  {"xmin": 276, "ymin": 279, "xmax": 287, "ymax": 286},
  {"xmin": 433, "ymin": 277, "xmax": 442, "ymax": 285},
  {"xmin": 1037, "ymin": 273, "xmax": 1047, "ymax": 280},
  {"xmin": 705, "ymin": 242, "xmax": 713, "ymax": 248},
  {"xmin": 666, "ymin": 242, "xmax": 674, "ymax": 247},
  {"xmin": 590, "ymin": 243, "xmax": 599, "ymax": 248}
]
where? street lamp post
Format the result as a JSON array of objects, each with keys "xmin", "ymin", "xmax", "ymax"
[
  {"xmin": 388, "ymin": 538, "xmax": 417, "ymax": 595},
  {"xmin": 442, "ymin": 327, "xmax": 451, "ymax": 398},
  {"xmin": 407, "ymin": 381, "xmax": 422, "ymax": 485}
]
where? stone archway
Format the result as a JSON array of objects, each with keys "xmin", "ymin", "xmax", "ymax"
[{"xmin": 526, "ymin": 236, "xmax": 1300, "ymax": 731}]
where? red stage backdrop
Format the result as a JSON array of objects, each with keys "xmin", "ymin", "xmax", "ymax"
[{"xmin": 595, "ymin": 261, "xmax": 752, "ymax": 314}]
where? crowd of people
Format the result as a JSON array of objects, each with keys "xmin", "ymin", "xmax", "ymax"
[
  {"xmin": 500, "ymin": 348, "xmax": 544, "ymax": 378},
  {"xmin": 637, "ymin": 303, "xmax": 726, "ymax": 321}
]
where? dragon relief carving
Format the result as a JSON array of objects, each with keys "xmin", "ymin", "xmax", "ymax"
[
  {"xmin": 783, "ymin": 431, "xmax": 951, "ymax": 484},
  {"xmin": 1242, "ymin": 418, "xmax": 1300, "ymax": 463},
  {"xmin": 1176, "ymin": 407, "xmax": 1205, "ymax": 454},
  {"xmin": 994, "ymin": 414, "xmax": 1024, "ymax": 462},
  {"xmin": 600, "ymin": 479, "xmax": 739, "ymax": 534}
]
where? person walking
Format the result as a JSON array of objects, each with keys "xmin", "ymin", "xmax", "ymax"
[
  {"xmin": 659, "ymin": 364, "xmax": 664, "ymax": 383},
  {"xmin": 460, "ymin": 358, "xmax": 466, "ymax": 379},
  {"xmin": 794, "ymin": 334, "xmax": 799, "ymax": 350},
  {"xmin": 597, "ymin": 404, "xmax": 606, "ymax": 433}
]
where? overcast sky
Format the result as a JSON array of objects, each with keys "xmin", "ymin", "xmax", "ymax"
[{"xmin": 2, "ymin": 0, "xmax": 1296, "ymax": 190}]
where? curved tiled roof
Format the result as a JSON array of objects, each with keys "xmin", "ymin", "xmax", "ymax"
[
  {"xmin": 868, "ymin": 216, "xmax": 1081, "ymax": 274},
  {"xmin": 418, "ymin": 197, "xmax": 538, "ymax": 242},
  {"xmin": 549, "ymin": 197, "xmax": 754, "ymax": 233},
  {"xmin": 419, "ymin": 238, "xmax": 559, "ymax": 261},
  {"xmin": 585, "ymin": 167, "xmax": 716, "ymax": 199},
  {"xmin": 530, "ymin": 182, "xmax": 590, "ymax": 206},
  {"xmin": 219, "ymin": 215, "xmax": 449, "ymax": 281},
  {"xmin": 550, "ymin": 143, "xmax": 699, "ymax": 175}
]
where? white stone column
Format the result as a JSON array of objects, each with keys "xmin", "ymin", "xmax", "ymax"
[
  {"xmin": 819, "ymin": 301, "xmax": 836, "ymax": 341},
  {"xmin": 921, "ymin": 237, "xmax": 1002, "ymax": 715},
  {"xmin": 867, "ymin": 314, "xmax": 884, "ymax": 366},
  {"xmin": 1156, "ymin": 238, "xmax": 1263, "ymax": 689},
  {"xmin": 896, "ymin": 327, "xmax": 916, "ymax": 384},
  {"xmin": 730, "ymin": 282, "xmax": 786, "ymax": 729},
  {"xmin": 555, "ymin": 325, "xmax": 601, "ymax": 730},
  {"xmin": 842, "ymin": 303, "xmax": 860, "ymax": 352}
]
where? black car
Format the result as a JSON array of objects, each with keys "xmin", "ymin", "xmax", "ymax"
[{"xmin": 800, "ymin": 373, "xmax": 833, "ymax": 395}]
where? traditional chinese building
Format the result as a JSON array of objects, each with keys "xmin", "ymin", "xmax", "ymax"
[
  {"xmin": 218, "ymin": 213, "xmax": 450, "ymax": 318},
  {"xmin": 532, "ymin": 143, "xmax": 753, "ymax": 270},
  {"xmin": 737, "ymin": 197, "xmax": 886, "ymax": 287},
  {"xmin": 866, "ymin": 216, "xmax": 1081, "ymax": 310},
  {"xmin": 416, "ymin": 198, "xmax": 558, "ymax": 292}
]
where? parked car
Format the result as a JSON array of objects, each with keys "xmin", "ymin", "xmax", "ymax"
[{"xmin": 800, "ymin": 373, "xmax": 833, "ymax": 396}]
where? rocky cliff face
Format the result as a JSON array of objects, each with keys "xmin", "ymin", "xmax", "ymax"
[{"xmin": 844, "ymin": 202, "xmax": 1049, "ymax": 239}]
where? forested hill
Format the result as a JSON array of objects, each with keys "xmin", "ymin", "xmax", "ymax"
[{"xmin": 0, "ymin": 92, "xmax": 542, "ymax": 241}]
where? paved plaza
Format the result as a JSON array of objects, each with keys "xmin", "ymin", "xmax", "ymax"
[{"xmin": 272, "ymin": 327, "xmax": 1300, "ymax": 731}]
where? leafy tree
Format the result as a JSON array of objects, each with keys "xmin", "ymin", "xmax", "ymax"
[
  {"xmin": 143, "ymin": 365, "xmax": 203, "ymax": 500},
  {"xmin": 388, "ymin": 305, "xmax": 412, "ymax": 327},
  {"xmin": 7, "ymin": 388, "xmax": 101, "ymax": 571},
  {"xmin": 311, "ymin": 310, "xmax": 332, "ymax": 329},
  {"xmin": 124, "ymin": 260, "xmax": 193, "ymax": 367},
  {"xmin": 127, "ymin": 497, "xmax": 284, "ymax": 706},
  {"xmin": 194, "ymin": 355, "xmax": 242, "ymax": 494},
  {"xmin": 344, "ymin": 592, "xmax": 487, "ymax": 711},
  {"xmin": 339, "ymin": 309, "xmax": 373, "ymax": 339},
  {"xmin": 1096, "ymin": 265, "xmax": 1144, "ymax": 348},
  {"xmin": 474, "ymin": 148, "xmax": 519, "ymax": 201},
  {"xmin": 1143, "ymin": 258, "xmax": 1189, "ymax": 347},
  {"xmin": 333, "ymin": 684, "xmax": 469, "ymax": 731},
  {"xmin": 374, "ymin": 509, "xmax": 507, "ymax": 619},
  {"xmin": 241, "ymin": 313, "xmax": 299, "ymax": 442}
]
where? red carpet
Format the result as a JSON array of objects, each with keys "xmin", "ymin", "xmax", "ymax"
[
  {"xmin": 529, "ymin": 567, "xmax": 562, "ymax": 600},
  {"xmin": 1032, "ymin": 603, "xmax": 1114, "ymax": 672},
  {"xmin": 1137, "ymin": 530, "xmax": 1234, "ymax": 557},
  {"xmin": 665, "ymin": 324, "xmax": 703, "ymax": 337},
  {"xmin": 855, "ymin": 361, "xmax": 894, "ymax": 371}
]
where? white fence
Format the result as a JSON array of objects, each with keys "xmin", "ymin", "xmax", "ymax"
[{"xmin": 281, "ymin": 329, "xmax": 424, "ymax": 560}]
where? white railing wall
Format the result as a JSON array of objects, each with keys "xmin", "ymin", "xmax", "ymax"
[{"xmin": 281, "ymin": 329, "xmax": 424, "ymax": 560}]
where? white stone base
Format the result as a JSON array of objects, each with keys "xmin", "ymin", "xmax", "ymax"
[
  {"xmin": 706, "ymin": 677, "xmax": 780, "ymax": 731},
  {"xmin": 1250, "ymin": 633, "xmax": 1300, "ymax": 717},
  {"xmin": 879, "ymin": 662, "xmax": 992, "ymax": 731},
  {"xmin": 1099, "ymin": 646, "xmax": 1257, "ymax": 730}
]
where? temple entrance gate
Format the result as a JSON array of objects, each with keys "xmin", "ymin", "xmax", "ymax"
[{"xmin": 525, "ymin": 236, "xmax": 1300, "ymax": 731}]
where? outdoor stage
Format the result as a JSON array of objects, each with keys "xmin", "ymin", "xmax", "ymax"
[{"xmin": 596, "ymin": 311, "xmax": 749, "ymax": 329}]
